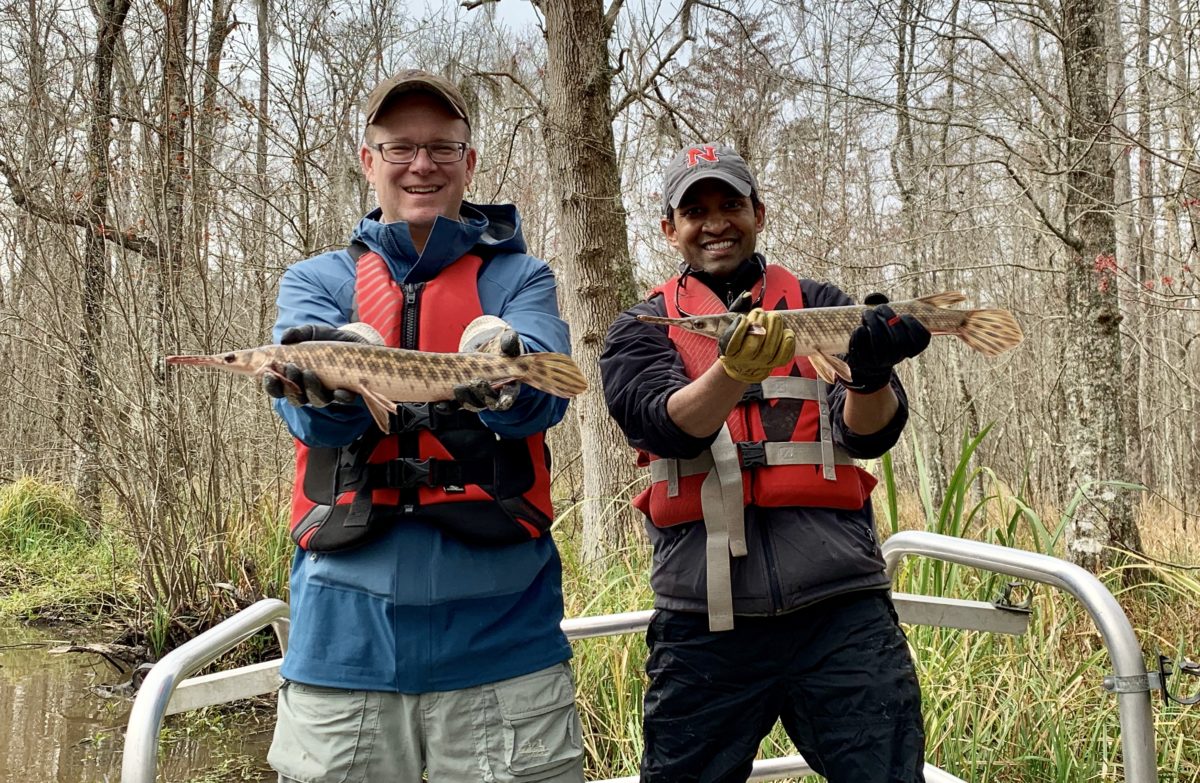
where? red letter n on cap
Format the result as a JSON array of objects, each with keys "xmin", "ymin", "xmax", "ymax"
[{"xmin": 686, "ymin": 146, "xmax": 719, "ymax": 167}]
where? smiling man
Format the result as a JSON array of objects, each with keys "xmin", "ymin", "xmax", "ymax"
[
  {"xmin": 599, "ymin": 144, "xmax": 931, "ymax": 782},
  {"xmin": 263, "ymin": 70, "xmax": 584, "ymax": 783}
]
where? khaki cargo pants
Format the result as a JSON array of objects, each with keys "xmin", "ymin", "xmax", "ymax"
[{"xmin": 270, "ymin": 662, "xmax": 585, "ymax": 783}]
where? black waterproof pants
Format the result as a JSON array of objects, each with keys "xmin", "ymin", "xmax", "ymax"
[{"xmin": 640, "ymin": 590, "xmax": 926, "ymax": 783}]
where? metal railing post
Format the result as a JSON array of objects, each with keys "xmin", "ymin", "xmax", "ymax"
[
  {"xmin": 881, "ymin": 531, "xmax": 1157, "ymax": 783},
  {"xmin": 120, "ymin": 598, "xmax": 291, "ymax": 783}
]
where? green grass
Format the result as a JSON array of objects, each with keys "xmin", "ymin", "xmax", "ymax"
[{"xmin": 0, "ymin": 477, "xmax": 137, "ymax": 622}]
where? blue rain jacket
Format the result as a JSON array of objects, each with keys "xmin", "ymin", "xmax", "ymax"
[{"xmin": 273, "ymin": 203, "xmax": 573, "ymax": 692}]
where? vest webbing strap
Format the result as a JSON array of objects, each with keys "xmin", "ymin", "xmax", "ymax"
[
  {"xmin": 758, "ymin": 376, "xmax": 822, "ymax": 400},
  {"xmin": 700, "ymin": 424, "xmax": 744, "ymax": 632},
  {"xmin": 816, "ymin": 379, "xmax": 837, "ymax": 480},
  {"xmin": 651, "ymin": 442, "xmax": 854, "ymax": 485}
]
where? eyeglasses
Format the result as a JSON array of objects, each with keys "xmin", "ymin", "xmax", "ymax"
[{"xmin": 368, "ymin": 141, "xmax": 468, "ymax": 164}]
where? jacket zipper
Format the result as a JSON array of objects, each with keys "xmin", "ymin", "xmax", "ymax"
[
  {"xmin": 401, "ymin": 283, "xmax": 424, "ymax": 350},
  {"xmin": 762, "ymin": 513, "xmax": 784, "ymax": 613},
  {"xmin": 399, "ymin": 282, "xmax": 425, "ymax": 513}
]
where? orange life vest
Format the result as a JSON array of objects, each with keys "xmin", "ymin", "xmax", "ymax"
[
  {"xmin": 631, "ymin": 264, "xmax": 877, "ymax": 528},
  {"xmin": 289, "ymin": 243, "xmax": 555, "ymax": 551}
]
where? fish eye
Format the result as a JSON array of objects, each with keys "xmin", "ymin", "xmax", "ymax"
[
  {"xmin": 694, "ymin": 319, "xmax": 707, "ymax": 329},
  {"xmin": 222, "ymin": 353, "xmax": 236, "ymax": 363}
]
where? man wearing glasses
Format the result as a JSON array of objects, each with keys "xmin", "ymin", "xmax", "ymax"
[
  {"xmin": 264, "ymin": 70, "xmax": 584, "ymax": 782},
  {"xmin": 599, "ymin": 144, "xmax": 930, "ymax": 782}
]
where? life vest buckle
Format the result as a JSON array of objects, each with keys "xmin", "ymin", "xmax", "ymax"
[
  {"xmin": 737, "ymin": 441, "xmax": 768, "ymax": 468},
  {"xmin": 385, "ymin": 457, "xmax": 435, "ymax": 488},
  {"xmin": 392, "ymin": 402, "xmax": 458, "ymax": 433}
]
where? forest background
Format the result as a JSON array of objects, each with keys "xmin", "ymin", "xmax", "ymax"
[{"xmin": 0, "ymin": 0, "xmax": 1198, "ymax": 778}]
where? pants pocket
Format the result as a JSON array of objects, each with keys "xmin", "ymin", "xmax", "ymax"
[
  {"xmin": 268, "ymin": 681, "xmax": 375, "ymax": 783},
  {"xmin": 492, "ymin": 665, "xmax": 584, "ymax": 781}
]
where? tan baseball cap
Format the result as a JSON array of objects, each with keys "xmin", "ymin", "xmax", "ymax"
[{"xmin": 364, "ymin": 69, "xmax": 470, "ymax": 127}]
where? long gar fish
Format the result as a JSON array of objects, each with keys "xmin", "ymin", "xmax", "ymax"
[
  {"xmin": 636, "ymin": 292, "xmax": 1023, "ymax": 385},
  {"xmin": 165, "ymin": 342, "xmax": 588, "ymax": 432}
]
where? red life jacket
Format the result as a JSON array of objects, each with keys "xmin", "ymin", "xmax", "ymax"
[
  {"xmin": 631, "ymin": 264, "xmax": 877, "ymax": 528},
  {"xmin": 288, "ymin": 243, "xmax": 555, "ymax": 551}
]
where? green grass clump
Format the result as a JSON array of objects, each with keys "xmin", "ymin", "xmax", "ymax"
[
  {"xmin": 0, "ymin": 477, "xmax": 137, "ymax": 622},
  {"xmin": 0, "ymin": 477, "xmax": 89, "ymax": 553}
]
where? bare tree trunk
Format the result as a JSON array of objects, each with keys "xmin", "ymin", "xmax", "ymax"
[
  {"xmin": 194, "ymin": 0, "xmax": 235, "ymax": 250},
  {"xmin": 254, "ymin": 0, "xmax": 273, "ymax": 331},
  {"xmin": 147, "ymin": 0, "xmax": 195, "ymax": 605},
  {"xmin": 1132, "ymin": 0, "xmax": 1157, "ymax": 490},
  {"xmin": 76, "ymin": 0, "xmax": 135, "ymax": 525},
  {"xmin": 540, "ymin": 0, "xmax": 641, "ymax": 565},
  {"xmin": 1060, "ymin": 0, "xmax": 1142, "ymax": 570},
  {"xmin": 1106, "ymin": 0, "xmax": 1145, "ymax": 488}
]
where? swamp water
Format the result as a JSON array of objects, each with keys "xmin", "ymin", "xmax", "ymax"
[{"xmin": 0, "ymin": 622, "xmax": 273, "ymax": 782}]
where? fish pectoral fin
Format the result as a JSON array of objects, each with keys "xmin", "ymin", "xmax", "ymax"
[
  {"xmin": 357, "ymin": 384, "xmax": 397, "ymax": 432},
  {"xmin": 807, "ymin": 352, "xmax": 853, "ymax": 384},
  {"xmin": 260, "ymin": 364, "xmax": 301, "ymax": 395}
]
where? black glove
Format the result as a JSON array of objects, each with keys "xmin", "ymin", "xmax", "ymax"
[
  {"xmin": 453, "ymin": 325, "xmax": 522, "ymax": 413},
  {"xmin": 843, "ymin": 303, "xmax": 931, "ymax": 393},
  {"xmin": 264, "ymin": 324, "xmax": 367, "ymax": 407}
]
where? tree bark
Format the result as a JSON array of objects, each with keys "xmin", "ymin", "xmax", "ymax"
[
  {"xmin": 539, "ymin": 0, "xmax": 641, "ymax": 565},
  {"xmin": 75, "ymin": 0, "xmax": 134, "ymax": 525},
  {"xmin": 1060, "ymin": 0, "xmax": 1142, "ymax": 570}
]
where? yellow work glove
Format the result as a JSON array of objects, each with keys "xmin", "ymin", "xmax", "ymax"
[{"xmin": 717, "ymin": 308, "xmax": 796, "ymax": 384}]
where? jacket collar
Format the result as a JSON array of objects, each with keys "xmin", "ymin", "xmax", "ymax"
[{"xmin": 350, "ymin": 201, "xmax": 525, "ymax": 284}]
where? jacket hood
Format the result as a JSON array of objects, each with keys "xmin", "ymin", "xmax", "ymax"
[{"xmin": 350, "ymin": 201, "xmax": 527, "ymax": 284}]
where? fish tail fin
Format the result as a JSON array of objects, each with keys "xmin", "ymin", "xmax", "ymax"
[
  {"xmin": 916, "ymin": 291, "xmax": 968, "ymax": 308},
  {"xmin": 515, "ymin": 352, "xmax": 589, "ymax": 398},
  {"xmin": 957, "ymin": 308, "xmax": 1024, "ymax": 357}
]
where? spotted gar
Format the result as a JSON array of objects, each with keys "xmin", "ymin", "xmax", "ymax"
[
  {"xmin": 165, "ymin": 342, "xmax": 588, "ymax": 432},
  {"xmin": 636, "ymin": 292, "xmax": 1023, "ymax": 385}
]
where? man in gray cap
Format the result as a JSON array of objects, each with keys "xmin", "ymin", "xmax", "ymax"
[
  {"xmin": 263, "ymin": 69, "xmax": 584, "ymax": 782},
  {"xmin": 600, "ymin": 143, "xmax": 930, "ymax": 782}
]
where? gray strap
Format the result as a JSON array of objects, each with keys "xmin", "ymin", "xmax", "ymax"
[
  {"xmin": 700, "ymin": 425, "xmax": 747, "ymax": 633},
  {"xmin": 759, "ymin": 376, "xmax": 822, "ymax": 400},
  {"xmin": 709, "ymin": 426, "xmax": 747, "ymax": 558},
  {"xmin": 650, "ymin": 454, "xmax": 713, "ymax": 481},
  {"xmin": 762, "ymin": 442, "xmax": 854, "ymax": 466},
  {"xmin": 649, "ymin": 443, "xmax": 852, "ymax": 482},
  {"xmin": 700, "ymin": 469, "xmax": 735, "ymax": 632},
  {"xmin": 816, "ymin": 379, "xmax": 837, "ymax": 480}
]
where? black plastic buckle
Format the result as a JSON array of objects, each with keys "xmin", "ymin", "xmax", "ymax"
[
  {"xmin": 392, "ymin": 403, "xmax": 433, "ymax": 433},
  {"xmin": 387, "ymin": 458, "xmax": 434, "ymax": 488},
  {"xmin": 737, "ymin": 441, "xmax": 767, "ymax": 468},
  {"xmin": 392, "ymin": 402, "xmax": 462, "ymax": 433}
]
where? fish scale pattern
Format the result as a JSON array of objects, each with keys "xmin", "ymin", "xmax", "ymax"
[{"xmin": 287, "ymin": 343, "xmax": 500, "ymax": 384}]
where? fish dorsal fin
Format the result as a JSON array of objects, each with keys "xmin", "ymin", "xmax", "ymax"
[{"xmin": 916, "ymin": 291, "xmax": 968, "ymax": 308}]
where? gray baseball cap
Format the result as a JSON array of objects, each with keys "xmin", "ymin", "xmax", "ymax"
[
  {"xmin": 365, "ymin": 69, "xmax": 470, "ymax": 128},
  {"xmin": 662, "ymin": 143, "xmax": 758, "ymax": 214}
]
